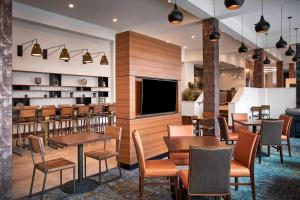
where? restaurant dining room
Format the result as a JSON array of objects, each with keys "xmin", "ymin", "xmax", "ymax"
[{"xmin": 1, "ymin": 0, "xmax": 300, "ymax": 199}]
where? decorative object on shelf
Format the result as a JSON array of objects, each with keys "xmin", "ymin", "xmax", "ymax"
[
  {"xmin": 25, "ymin": 94, "xmax": 28, "ymax": 98},
  {"xmin": 182, "ymin": 82, "xmax": 202, "ymax": 101},
  {"xmin": 292, "ymin": 28, "xmax": 299, "ymax": 62},
  {"xmin": 79, "ymin": 79, "xmax": 88, "ymax": 86},
  {"xmin": 209, "ymin": 0, "xmax": 220, "ymax": 41},
  {"xmin": 44, "ymin": 94, "xmax": 47, "ymax": 98},
  {"xmin": 34, "ymin": 77, "xmax": 41, "ymax": 85},
  {"xmin": 224, "ymin": 0, "xmax": 244, "ymax": 10},
  {"xmin": 70, "ymin": 92, "xmax": 73, "ymax": 98},
  {"xmin": 83, "ymin": 94, "xmax": 86, "ymax": 98},
  {"xmin": 238, "ymin": 15, "xmax": 248, "ymax": 53},
  {"xmin": 252, "ymin": 27, "xmax": 260, "ymax": 60},
  {"xmin": 53, "ymin": 78, "xmax": 60, "ymax": 86},
  {"xmin": 17, "ymin": 39, "xmax": 42, "ymax": 57},
  {"xmin": 263, "ymin": 33, "xmax": 271, "ymax": 65},
  {"xmin": 90, "ymin": 52, "xmax": 109, "ymax": 65},
  {"xmin": 103, "ymin": 81, "xmax": 106, "ymax": 87},
  {"xmin": 276, "ymin": 2, "xmax": 287, "ymax": 49},
  {"xmin": 285, "ymin": 17, "xmax": 295, "ymax": 57},
  {"xmin": 168, "ymin": 0, "xmax": 183, "ymax": 24},
  {"xmin": 93, "ymin": 92, "xmax": 96, "ymax": 97},
  {"xmin": 255, "ymin": 0, "xmax": 270, "ymax": 33},
  {"xmin": 42, "ymin": 44, "xmax": 70, "ymax": 61}
]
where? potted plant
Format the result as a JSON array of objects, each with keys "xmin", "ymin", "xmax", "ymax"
[{"xmin": 181, "ymin": 81, "xmax": 203, "ymax": 116}]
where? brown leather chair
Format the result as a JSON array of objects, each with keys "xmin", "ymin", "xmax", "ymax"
[
  {"xmin": 179, "ymin": 146, "xmax": 233, "ymax": 200},
  {"xmin": 168, "ymin": 125, "xmax": 193, "ymax": 166},
  {"xmin": 217, "ymin": 116, "xmax": 238, "ymax": 144},
  {"xmin": 231, "ymin": 113, "xmax": 249, "ymax": 132},
  {"xmin": 84, "ymin": 126, "xmax": 122, "ymax": 184},
  {"xmin": 132, "ymin": 130, "xmax": 178, "ymax": 200},
  {"xmin": 28, "ymin": 135, "xmax": 75, "ymax": 199},
  {"xmin": 279, "ymin": 115, "xmax": 292, "ymax": 157},
  {"xmin": 230, "ymin": 131, "xmax": 260, "ymax": 200}
]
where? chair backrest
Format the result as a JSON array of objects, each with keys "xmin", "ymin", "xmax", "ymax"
[
  {"xmin": 261, "ymin": 105, "xmax": 270, "ymax": 111},
  {"xmin": 92, "ymin": 104, "xmax": 104, "ymax": 114},
  {"xmin": 19, "ymin": 106, "xmax": 37, "ymax": 122},
  {"xmin": 250, "ymin": 106, "xmax": 261, "ymax": 116},
  {"xmin": 168, "ymin": 125, "xmax": 193, "ymax": 137},
  {"xmin": 182, "ymin": 116, "xmax": 193, "ymax": 125},
  {"xmin": 279, "ymin": 115, "xmax": 292, "ymax": 137},
  {"xmin": 41, "ymin": 105, "xmax": 56, "ymax": 118},
  {"xmin": 234, "ymin": 131, "xmax": 260, "ymax": 171},
  {"xmin": 78, "ymin": 105, "xmax": 90, "ymax": 116},
  {"xmin": 260, "ymin": 120, "xmax": 283, "ymax": 145},
  {"xmin": 104, "ymin": 126, "xmax": 122, "ymax": 153},
  {"xmin": 188, "ymin": 146, "xmax": 233, "ymax": 196},
  {"xmin": 60, "ymin": 106, "xmax": 74, "ymax": 117},
  {"xmin": 108, "ymin": 104, "xmax": 116, "ymax": 113},
  {"xmin": 231, "ymin": 113, "xmax": 248, "ymax": 132},
  {"xmin": 217, "ymin": 116, "xmax": 229, "ymax": 142},
  {"xmin": 28, "ymin": 135, "xmax": 47, "ymax": 169},
  {"xmin": 132, "ymin": 130, "xmax": 146, "ymax": 177}
]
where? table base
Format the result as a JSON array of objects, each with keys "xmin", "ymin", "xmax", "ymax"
[{"xmin": 62, "ymin": 179, "xmax": 99, "ymax": 194}]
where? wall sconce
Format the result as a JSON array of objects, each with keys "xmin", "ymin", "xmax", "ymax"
[
  {"xmin": 42, "ymin": 44, "xmax": 70, "ymax": 61},
  {"xmin": 91, "ymin": 52, "xmax": 109, "ymax": 65},
  {"xmin": 17, "ymin": 39, "xmax": 42, "ymax": 57},
  {"xmin": 64, "ymin": 49, "xmax": 92, "ymax": 64}
]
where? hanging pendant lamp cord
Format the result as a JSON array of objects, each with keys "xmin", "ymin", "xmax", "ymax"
[
  {"xmin": 289, "ymin": 17, "xmax": 291, "ymax": 45},
  {"xmin": 242, "ymin": 15, "xmax": 244, "ymax": 42},
  {"xmin": 213, "ymin": 0, "xmax": 215, "ymax": 17},
  {"xmin": 281, "ymin": 1, "xmax": 283, "ymax": 35},
  {"xmin": 262, "ymin": 0, "xmax": 264, "ymax": 15}
]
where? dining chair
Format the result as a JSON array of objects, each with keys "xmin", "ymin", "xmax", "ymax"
[
  {"xmin": 217, "ymin": 116, "xmax": 238, "ymax": 144},
  {"xmin": 260, "ymin": 105, "xmax": 270, "ymax": 119},
  {"xmin": 133, "ymin": 130, "xmax": 178, "ymax": 200},
  {"xmin": 231, "ymin": 113, "xmax": 249, "ymax": 132},
  {"xmin": 179, "ymin": 146, "xmax": 233, "ymax": 200},
  {"xmin": 259, "ymin": 120, "xmax": 284, "ymax": 164},
  {"xmin": 76, "ymin": 105, "xmax": 90, "ymax": 133},
  {"xmin": 84, "ymin": 126, "xmax": 122, "ymax": 184},
  {"xmin": 250, "ymin": 106, "xmax": 261, "ymax": 119},
  {"xmin": 168, "ymin": 125, "xmax": 193, "ymax": 166},
  {"xmin": 279, "ymin": 114, "xmax": 292, "ymax": 157},
  {"xmin": 90, "ymin": 104, "xmax": 105, "ymax": 132},
  {"xmin": 230, "ymin": 131, "xmax": 260, "ymax": 200},
  {"xmin": 57, "ymin": 105, "xmax": 74, "ymax": 135},
  {"xmin": 39, "ymin": 105, "xmax": 57, "ymax": 137},
  {"xmin": 28, "ymin": 135, "xmax": 75, "ymax": 199}
]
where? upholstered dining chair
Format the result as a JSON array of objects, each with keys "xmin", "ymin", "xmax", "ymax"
[
  {"xmin": 179, "ymin": 146, "xmax": 233, "ymax": 200},
  {"xmin": 168, "ymin": 125, "xmax": 193, "ymax": 166},
  {"xmin": 230, "ymin": 131, "xmax": 260, "ymax": 200},
  {"xmin": 132, "ymin": 130, "xmax": 178, "ymax": 200},
  {"xmin": 259, "ymin": 120, "xmax": 284, "ymax": 164},
  {"xmin": 279, "ymin": 115, "xmax": 292, "ymax": 157},
  {"xmin": 28, "ymin": 135, "xmax": 75, "ymax": 199},
  {"xmin": 84, "ymin": 126, "xmax": 122, "ymax": 184},
  {"xmin": 217, "ymin": 116, "xmax": 239, "ymax": 144},
  {"xmin": 231, "ymin": 113, "xmax": 249, "ymax": 132}
]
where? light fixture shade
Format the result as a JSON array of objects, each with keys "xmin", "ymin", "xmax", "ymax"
[
  {"xmin": 255, "ymin": 15, "xmax": 270, "ymax": 33},
  {"xmin": 224, "ymin": 0, "xmax": 244, "ymax": 10},
  {"xmin": 209, "ymin": 31, "xmax": 221, "ymax": 41},
  {"xmin": 168, "ymin": 4, "xmax": 183, "ymax": 24},
  {"xmin": 83, "ymin": 52, "xmax": 93, "ymax": 63},
  {"xmin": 252, "ymin": 51, "xmax": 260, "ymax": 60},
  {"xmin": 276, "ymin": 36, "xmax": 287, "ymax": 49},
  {"xmin": 59, "ymin": 48, "xmax": 70, "ymax": 60},
  {"xmin": 238, "ymin": 42, "xmax": 248, "ymax": 53},
  {"xmin": 263, "ymin": 55, "xmax": 271, "ymax": 64},
  {"xmin": 292, "ymin": 54, "xmax": 300, "ymax": 62},
  {"xmin": 31, "ymin": 43, "xmax": 42, "ymax": 56},
  {"xmin": 100, "ymin": 55, "xmax": 109, "ymax": 65},
  {"xmin": 285, "ymin": 46, "xmax": 295, "ymax": 56}
]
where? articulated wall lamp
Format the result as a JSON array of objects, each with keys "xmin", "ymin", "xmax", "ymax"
[
  {"xmin": 42, "ymin": 44, "xmax": 70, "ymax": 61},
  {"xmin": 64, "ymin": 49, "xmax": 92, "ymax": 64},
  {"xmin": 17, "ymin": 39, "xmax": 42, "ymax": 57},
  {"xmin": 91, "ymin": 52, "xmax": 109, "ymax": 65}
]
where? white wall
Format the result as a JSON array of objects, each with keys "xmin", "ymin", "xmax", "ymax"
[
  {"xmin": 220, "ymin": 69, "xmax": 245, "ymax": 90},
  {"xmin": 181, "ymin": 62, "xmax": 194, "ymax": 89}
]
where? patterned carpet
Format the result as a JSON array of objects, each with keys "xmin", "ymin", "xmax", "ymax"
[{"xmin": 24, "ymin": 139, "xmax": 300, "ymax": 200}]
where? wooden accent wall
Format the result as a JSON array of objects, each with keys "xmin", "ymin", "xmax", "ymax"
[
  {"xmin": 276, "ymin": 61, "xmax": 284, "ymax": 87},
  {"xmin": 253, "ymin": 49, "xmax": 264, "ymax": 88},
  {"xmin": 116, "ymin": 31, "xmax": 182, "ymax": 165}
]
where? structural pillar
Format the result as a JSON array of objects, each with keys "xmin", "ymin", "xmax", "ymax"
[
  {"xmin": 0, "ymin": 0, "xmax": 13, "ymax": 199},
  {"xmin": 202, "ymin": 18, "xmax": 219, "ymax": 136},
  {"xmin": 276, "ymin": 61, "xmax": 284, "ymax": 87},
  {"xmin": 289, "ymin": 63, "xmax": 295, "ymax": 78},
  {"xmin": 253, "ymin": 49, "xmax": 264, "ymax": 88},
  {"xmin": 296, "ymin": 44, "xmax": 300, "ymax": 107}
]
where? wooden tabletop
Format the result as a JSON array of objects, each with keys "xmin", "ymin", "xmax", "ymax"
[
  {"xmin": 192, "ymin": 115, "xmax": 214, "ymax": 121},
  {"xmin": 163, "ymin": 136, "xmax": 227, "ymax": 153},
  {"xmin": 234, "ymin": 119, "xmax": 262, "ymax": 126},
  {"xmin": 48, "ymin": 132, "xmax": 110, "ymax": 147}
]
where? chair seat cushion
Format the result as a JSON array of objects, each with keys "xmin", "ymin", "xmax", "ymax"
[
  {"xmin": 170, "ymin": 153, "xmax": 189, "ymax": 166},
  {"xmin": 281, "ymin": 135, "xmax": 288, "ymax": 141},
  {"xmin": 144, "ymin": 159, "xmax": 178, "ymax": 177},
  {"xmin": 85, "ymin": 150, "xmax": 117, "ymax": 160},
  {"xmin": 36, "ymin": 158, "xmax": 75, "ymax": 173},
  {"xmin": 230, "ymin": 160, "xmax": 250, "ymax": 177},
  {"xmin": 228, "ymin": 131, "xmax": 239, "ymax": 141},
  {"xmin": 179, "ymin": 169, "xmax": 189, "ymax": 189}
]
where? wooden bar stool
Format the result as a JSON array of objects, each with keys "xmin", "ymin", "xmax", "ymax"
[
  {"xmin": 39, "ymin": 105, "xmax": 57, "ymax": 138},
  {"xmin": 76, "ymin": 105, "xmax": 90, "ymax": 133},
  {"xmin": 57, "ymin": 105, "xmax": 74, "ymax": 135},
  {"xmin": 91, "ymin": 104, "xmax": 105, "ymax": 132}
]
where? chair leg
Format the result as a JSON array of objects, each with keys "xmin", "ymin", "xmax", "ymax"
[
  {"xmin": 174, "ymin": 176, "xmax": 178, "ymax": 200},
  {"xmin": 235, "ymin": 177, "xmax": 238, "ymax": 190},
  {"xmin": 105, "ymin": 159, "xmax": 108, "ymax": 172},
  {"xmin": 29, "ymin": 167, "xmax": 36, "ymax": 198},
  {"xmin": 280, "ymin": 145, "xmax": 283, "ymax": 164},
  {"xmin": 73, "ymin": 167, "xmax": 76, "ymax": 193},
  {"xmin": 40, "ymin": 173, "xmax": 47, "ymax": 200},
  {"xmin": 267, "ymin": 145, "xmax": 270, "ymax": 157},
  {"xmin": 259, "ymin": 144, "xmax": 262, "ymax": 164},
  {"xmin": 287, "ymin": 139, "xmax": 292, "ymax": 157},
  {"xmin": 17, "ymin": 126, "xmax": 23, "ymax": 156},
  {"xmin": 60, "ymin": 170, "xmax": 62, "ymax": 188},
  {"xmin": 139, "ymin": 176, "xmax": 144, "ymax": 200},
  {"xmin": 179, "ymin": 179, "xmax": 183, "ymax": 200},
  {"xmin": 117, "ymin": 156, "xmax": 122, "ymax": 178},
  {"xmin": 98, "ymin": 160, "xmax": 101, "ymax": 185},
  {"xmin": 250, "ymin": 174, "xmax": 256, "ymax": 200},
  {"xmin": 84, "ymin": 155, "xmax": 87, "ymax": 178}
]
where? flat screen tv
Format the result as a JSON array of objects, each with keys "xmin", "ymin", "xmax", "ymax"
[{"xmin": 141, "ymin": 78, "xmax": 177, "ymax": 115}]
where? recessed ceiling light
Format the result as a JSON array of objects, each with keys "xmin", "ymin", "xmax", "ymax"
[
  {"xmin": 68, "ymin": 3, "xmax": 74, "ymax": 8},
  {"xmin": 221, "ymin": 67, "xmax": 225, "ymax": 70},
  {"xmin": 113, "ymin": 18, "xmax": 118, "ymax": 22},
  {"xmin": 166, "ymin": 40, "xmax": 170, "ymax": 43},
  {"xmin": 168, "ymin": 0, "xmax": 172, "ymax": 3},
  {"xmin": 191, "ymin": 35, "xmax": 195, "ymax": 39},
  {"xmin": 183, "ymin": 46, "xmax": 187, "ymax": 49}
]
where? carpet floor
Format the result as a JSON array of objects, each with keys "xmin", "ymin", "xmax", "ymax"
[{"xmin": 22, "ymin": 138, "xmax": 300, "ymax": 200}]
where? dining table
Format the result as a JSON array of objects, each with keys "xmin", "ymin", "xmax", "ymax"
[
  {"xmin": 163, "ymin": 136, "xmax": 227, "ymax": 153},
  {"xmin": 48, "ymin": 132, "xmax": 110, "ymax": 194},
  {"xmin": 233, "ymin": 119, "xmax": 262, "ymax": 133},
  {"xmin": 192, "ymin": 115, "xmax": 215, "ymax": 136}
]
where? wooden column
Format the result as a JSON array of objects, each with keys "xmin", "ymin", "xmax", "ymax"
[
  {"xmin": 202, "ymin": 18, "xmax": 219, "ymax": 135},
  {"xmin": 296, "ymin": 43, "xmax": 300, "ymax": 107},
  {"xmin": 276, "ymin": 61, "xmax": 284, "ymax": 87},
  {"xmin": 289, "ymin": 63, "xmax": 295, "ymax": 78},
  {"xmin": 253, "ymin": 49, "xmax": 264, "ymax": 88},
  {"xmin": 0, "ymin": 0, "xmax": 13, "ymax": 199}
]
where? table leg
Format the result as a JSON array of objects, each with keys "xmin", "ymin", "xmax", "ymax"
[
  {"xmin": 253, "ymin": 125, "xmax": 257, "ymax": 133},
  {"xmin": 78, "ymin": 144, "xmax": 83, "ymax": 182}
]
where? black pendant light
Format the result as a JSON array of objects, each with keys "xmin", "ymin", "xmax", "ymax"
[
  {"xmin": 209, "ymin": 0, "xmax": 220, "ymax": 41},
  {"xmin": 263, "ymin": 33, "xmax": 271, "ymax": 65},
  {"xmin": 168, "ymin": 0, "xmax": 183, "ymax": 25},
  {"xmin": 285, "ymin": 17, "xmax": 295, "ymax": 56},
  {"xmin": 255, "ymin": 0, "xmax": 270, "ymax": 33},
  {"xmin": 238, "ymin": 15, "xmax": 248, "ymax": 53},
  {"xmin": 292, "ymin": 28, "xmax": 299, "ymax": 62},
  {"xmin": 224, "ymin": 0, "xmax": 244, "ymax": 10},
  {"xmin": 252, "ymin": 27, "xmax": 260, "ymax": 60},
  {"xmin": 276, "ymin": 2, "xmax": 287, "ymax": 48}
]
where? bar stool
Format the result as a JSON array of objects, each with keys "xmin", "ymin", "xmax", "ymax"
[
  {"xmin": 57, "ymin": 105, "xmax": 74, "ymax": 135},
  {"xmin": 39, "ymin": 105, "xmax": 57, "ymax": 138},
  {"xmin": 91, "ymin": 104, "xmax": 105, "ymax": 132},
  {"xmin": 76, "ymin": 105, "xmax": 90, "ymax": 133},
  {"xmin": 14, "ymin": 106, "xmax": 37, "ymax": 155},
  {"xmin": 107, "ymin": 103, "xmax": 116, "ymax": 125}
]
